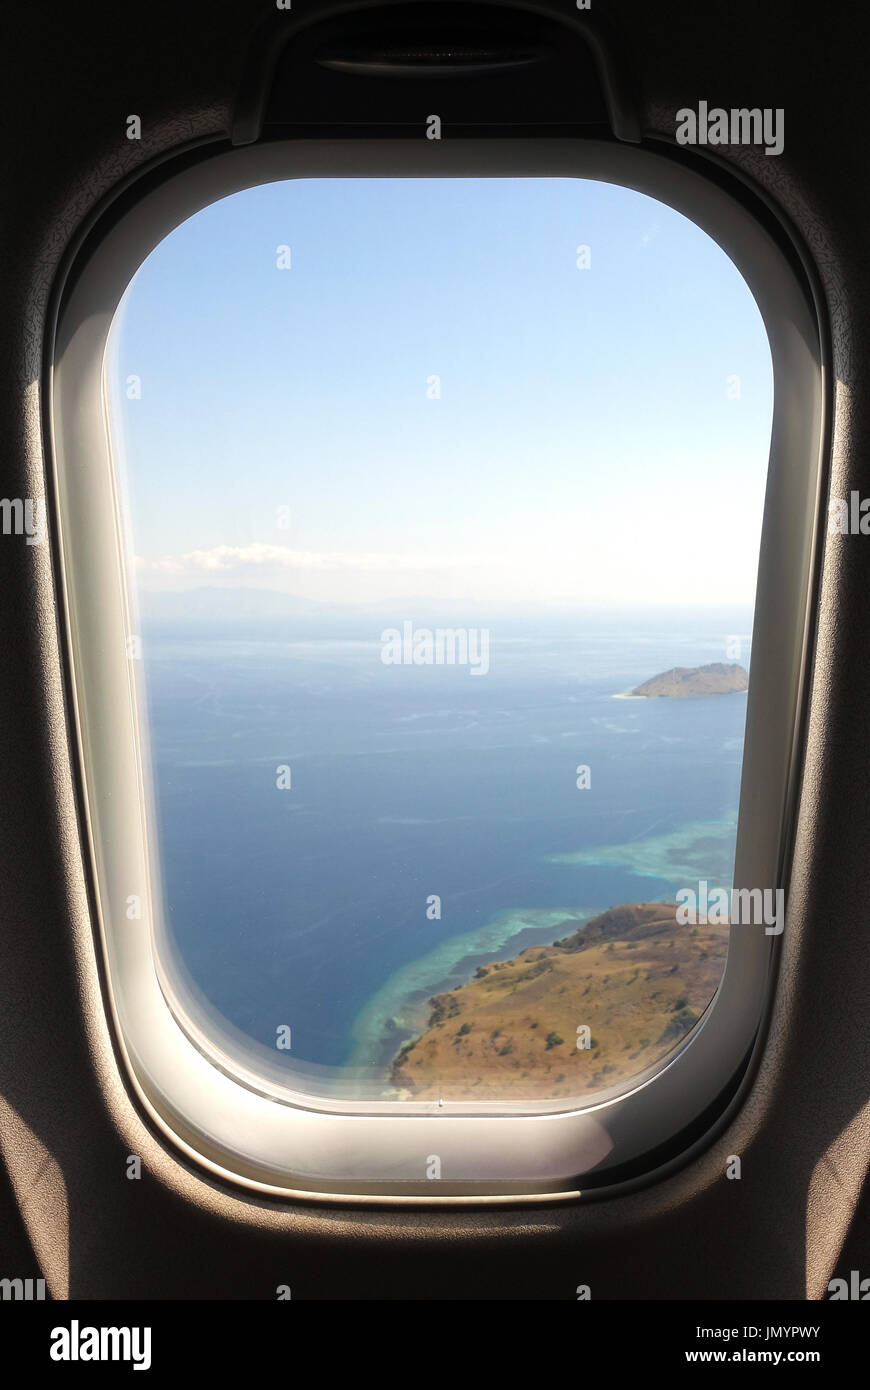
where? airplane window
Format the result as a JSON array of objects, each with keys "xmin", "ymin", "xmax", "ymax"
[{"xmin": 102, "ymin": 176, "xmax": 773, "ymax": 1106}]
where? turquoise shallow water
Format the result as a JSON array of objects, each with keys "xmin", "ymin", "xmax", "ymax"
[
  {"xmin": 346, "ymin": 906, "xmax": 598, "ymax": 1069},
  {"xmin": 147, "ymin": 613, "xmax": 749, "ymax": 1083},
  {"xmin": 347, "ymin": 814, "xmax": 739, "ymax": 1072},
  {"xmin": 548, "ymin": 816, "xmax": 739, "ymax": 883}
]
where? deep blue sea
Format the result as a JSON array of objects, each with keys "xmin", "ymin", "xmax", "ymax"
[{"xmin": 140, "ymin": 605, "xmax": 751, "ymax": 1093}]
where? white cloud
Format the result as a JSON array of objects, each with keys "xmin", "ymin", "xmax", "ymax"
[{"xmin": 142, "ymin": 543, "xmax": 480, "ymax": 575}]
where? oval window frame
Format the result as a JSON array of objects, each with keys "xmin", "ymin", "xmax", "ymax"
[{"xmin": 48, "ymin": 136, "xmax": 826, "ymax": 1202}]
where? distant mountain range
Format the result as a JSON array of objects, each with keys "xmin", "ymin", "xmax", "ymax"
[
  {"xmin": 138, "ymin": 588, "xmax": 522, "ymax": 629},
  {"xmin": 139, "ymin": 588, "xmax": 332, "ymax": 623}
]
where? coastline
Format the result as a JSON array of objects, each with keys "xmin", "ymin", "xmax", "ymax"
[
  {"xmin": 345, "ymin": 905, "xmax": 599, "ymax": 1075},
  {"xmin": 345, "ymin": 815, "xmax": 738, "ymax": 1081}
]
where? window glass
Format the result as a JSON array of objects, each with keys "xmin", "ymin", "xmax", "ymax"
[{"xmin": 105, "ymin": 177, "xmax": 773, "ymax": 1102}]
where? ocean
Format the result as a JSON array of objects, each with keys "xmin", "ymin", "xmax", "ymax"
[{"xmin": 140, "ymin": 606, "xmax": 750, "ymax": 1093}]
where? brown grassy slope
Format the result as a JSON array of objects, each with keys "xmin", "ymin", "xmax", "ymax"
[
  {"xmin": 630, "ymin": 662, "xmax": 748, "ymax": 697},
  {"xmin": 391, "ymin": 902, "xmax": 728, "ymax": 1101}
]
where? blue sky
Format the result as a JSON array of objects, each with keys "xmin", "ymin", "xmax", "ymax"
[{"xmin": 107, "ymin": 176, "xmax": 773, "ymax": 608}]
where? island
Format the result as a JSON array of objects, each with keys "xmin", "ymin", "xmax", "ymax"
[
  {"xmin": 390, "ymin": 901, "xmax": 727, "ymax": 1101},
  {"xmin": 628, "ymin": 661, "xmax": 748, "ymax": 698}
]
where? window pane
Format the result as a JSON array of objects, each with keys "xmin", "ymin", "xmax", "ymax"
[{"xmin": 105, "ymin": 177, "xmax": 773, "ymax": 1103}]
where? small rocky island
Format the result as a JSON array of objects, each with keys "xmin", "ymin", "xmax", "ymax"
[{"xmin": 629, "ymin": 661, "xmax": 749, "ymax": 698}]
